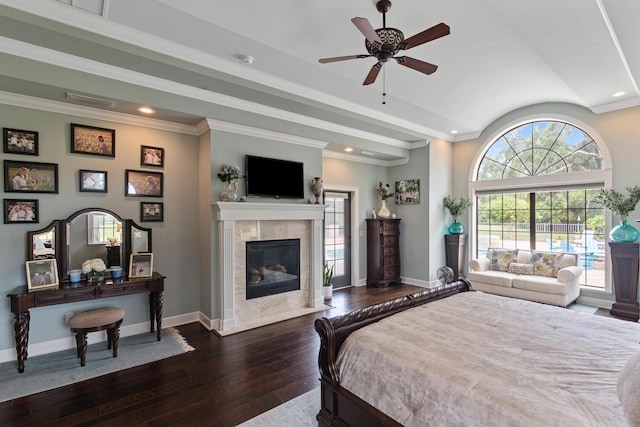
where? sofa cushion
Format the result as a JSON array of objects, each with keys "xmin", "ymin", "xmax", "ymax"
[
  {"xmin": 512, "ymin": 275, "xmax": 568, "ymax": 296},
  {"xmin": 508, "ymin": 262, "xmax": 534, "ymax": 275},
  {"xmin": 530, "ymin": 252, "xmax": 564, "ymax": 277},
  {"xmin": 489, "ymin": 249, "xmax": 519, "ymax": 272},
  {"xmin": 467, "ymin": 271, "xmax": 514, "ymax": 288}
]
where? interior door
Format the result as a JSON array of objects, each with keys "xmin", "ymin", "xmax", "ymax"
[{"xmin": 324, "ymin": 191, "xmax": 351, "ymax": 288}]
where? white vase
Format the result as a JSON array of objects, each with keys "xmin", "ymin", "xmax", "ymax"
[
  {"xmin": 377, "ymin": 199, "xmax": 391, "ymax": 219},
  {"xmin": 322, "ymin": 284, "xmax": 333, "ymax": 300},
  {"xmin": 220, "ymin": 181, "xmax": 238, "ymax": 201}
]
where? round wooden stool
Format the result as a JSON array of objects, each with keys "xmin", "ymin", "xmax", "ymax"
[{"xmin": 68, "ymin": 307, "xmax": 125, "ymax": 367}]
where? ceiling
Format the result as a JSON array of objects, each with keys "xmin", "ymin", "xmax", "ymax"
[{"xmin": 0, "ymin": 0, "xmax": 639, "ymax": 161}]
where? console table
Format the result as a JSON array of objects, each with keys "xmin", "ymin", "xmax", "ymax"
[{"xmin": 7, "ymin": 272, "xmax": 164, "ymax": 373}]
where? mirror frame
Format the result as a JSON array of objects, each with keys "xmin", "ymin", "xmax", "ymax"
[{"xmin": 27, "ymin": 208, "xmax": 152, "ymax": 281}]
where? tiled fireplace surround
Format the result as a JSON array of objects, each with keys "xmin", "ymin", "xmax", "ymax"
[{"xmin": 214, "ymin": 202, "xmax": 326, "ymax": 335}]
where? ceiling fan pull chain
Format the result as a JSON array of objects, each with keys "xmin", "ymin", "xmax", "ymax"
[{"xmin": 382, "ymin": 67, "xmax": 387, "ymax": 105}]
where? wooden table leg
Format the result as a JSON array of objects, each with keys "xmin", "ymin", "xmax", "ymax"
[
  {"xmin": 149, "ymin": 291, "xmax": 163, "ymax": 341},
  {"xmin": 14, "ymin": 311, "xmax": 30, "ymax": 373}
]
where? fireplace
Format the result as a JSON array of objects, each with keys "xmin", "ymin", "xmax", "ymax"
[{"xmin": 246, "ymin": 239, "xmax": 300, "ymax": 299}]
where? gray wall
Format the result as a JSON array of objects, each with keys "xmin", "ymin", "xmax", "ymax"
[{"xmin": 0, "ymin": 104, "xmax": 200, "ymax": 352}]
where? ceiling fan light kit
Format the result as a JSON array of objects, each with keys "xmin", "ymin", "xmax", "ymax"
[{"xmin": 319, "ymin": 0, "xmax": 450, "ymax": 86}]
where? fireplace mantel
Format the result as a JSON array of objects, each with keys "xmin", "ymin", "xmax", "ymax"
[{"xmin": 213, "ymin": 201, "xmax": 326, "ymax": 335}]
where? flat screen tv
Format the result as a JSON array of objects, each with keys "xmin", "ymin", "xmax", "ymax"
[{"xmin": 245, "ymin": 155, "xmax": 305, "ymax": 199}]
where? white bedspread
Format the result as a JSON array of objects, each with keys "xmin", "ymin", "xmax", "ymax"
[{"xmin": 336, "ymin": 291, "xmax": 640, "ymax": 426}]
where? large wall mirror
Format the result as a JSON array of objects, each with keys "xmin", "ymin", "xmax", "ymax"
[{"xmin": 27, "ymin": 208, "xmax": 152, "ymax": 281}]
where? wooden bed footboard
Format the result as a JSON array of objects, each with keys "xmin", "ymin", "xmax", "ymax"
[{"xmin": 314, "ymin": 280, "xmax": 472, "ymax": 427}]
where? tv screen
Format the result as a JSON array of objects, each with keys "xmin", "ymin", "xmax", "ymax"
[{"xmin": 245, "ymin": 155, "xmax": 305, "ymax": 199}]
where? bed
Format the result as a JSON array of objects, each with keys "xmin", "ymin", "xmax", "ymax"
[{"xmin": 315, "ymin": 281, "xmax": 640, "ymax": 426}]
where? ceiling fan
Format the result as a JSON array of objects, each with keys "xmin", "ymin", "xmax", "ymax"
[{"xmin": 319, "ymin": 0, "xmax": 450, "ymax": 86}]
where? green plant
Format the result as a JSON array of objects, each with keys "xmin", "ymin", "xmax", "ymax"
[
  {"xmin": 323, "ymin": 263, "xmax": 334, "ymax": 287},
  {"xmin": 592, "ymin": 186, "xmax": 640, "ymax": 220},
  {"xmin": 443, "ymin": 196, "xmax": 471, "ymax": 219}
]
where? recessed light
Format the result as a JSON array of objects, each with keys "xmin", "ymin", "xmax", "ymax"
[
  {"xmin": 344, "ymin": 147, "xmax": 354, "ymax": 152},
  {"xmin": 451, "ymin": 130, "xmax": 459, "ymax": 134},
  {"xmin": 137, "ymin": 106, "xmax": 156, "ymax": 114},
  {"xmin": 613, "ymin": 91, "xmax": 626, "ymax": 97}
]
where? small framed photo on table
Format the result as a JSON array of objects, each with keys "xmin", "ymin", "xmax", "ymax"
[
  {"xmin": 26, "ymin": 259, "xmax": 59, "ymax": 292},
  {"xmin": 3, "ymin": 128, "xmax": 38, "ymax": 155},
  {"xmin": 70, "ymin": 123, "xmax": 115, "ymax": 157},
  {"xmin": 4, "ymin": 199, "xmax": 38, "ymax": 224},
  {"xmin": 79, "ymin": 169, "xmax": 108, "ymax": 193},
  {"xmin": 129, "ymin": 253, "xmax": 153, "ymax": 278}
]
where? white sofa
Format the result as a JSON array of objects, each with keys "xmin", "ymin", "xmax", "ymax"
[{"xmin": 468, "ymin": 248, "xmax": 583, "ymax": 307}]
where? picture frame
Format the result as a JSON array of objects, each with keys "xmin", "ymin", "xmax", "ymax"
[
  {"xmin": 4, "ymin": 160, "xmax": 59, "ymax": 193},
  {"xmin": 3, "ymin": 128, "xmax": 39, "ymax": 156},
  {"xmin": 395, "ymin": 179, "xmax": 421, "ymax": 205},
  {"xmin": 70, "ymin": 123, "xmax": 115, "ymax": 157},
  {"xmin": 129, "ymin": 253, "xmax": 153, "ymax": 278},
  {"xmin": 140, "ymin": 145, "xmax": 164, "ymax": 168},
  {"xmin": 141, "ymin": 202, "xmax": 164, "ymax": 222},
  {"xmin": 79, "ymin": 169, "xmax": 108, "ymax": 193},
  {"xmin": 125, "ymin": 169, "xmax": 163, "ymax": 197},
  {"xmin": 3, "ymin": 199, "xmax": 38, "ymax": 224},
  {"xmin": 26, "ymin": 259, "xmax": 59, "ymax": 292}
]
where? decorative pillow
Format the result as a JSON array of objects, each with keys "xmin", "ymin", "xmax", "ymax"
[
  {"xmin": 508, "ymin": 262, "xmax": 533, "ymax": 275},
  {"xmin": 618, "ymin": 349, "xmax": 640, "ymax": 425},
  {"xmin": 530, "ymin": 252, "xmax": 563, "ymax": 277},
  {"xmin": 489, "ymin": 249, "xmax": 518, "ymax": 272}
]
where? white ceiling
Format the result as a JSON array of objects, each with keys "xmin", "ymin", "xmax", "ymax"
[{"xmin": 0, "ymin": 0, "xmax": 639, "ymax": 159}]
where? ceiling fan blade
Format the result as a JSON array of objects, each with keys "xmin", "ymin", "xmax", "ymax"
[
  {"xmin": 363, "ymin": 62, "xmax": 383, "ymax": 85},
  {"xmin": 399, "ymin": 23, "xmax": 450, "ymax": 50},
  {"xmin": 319, "ymin": 54, "xmax": 371, "ymax": 64},
  {"xmin": 351, "ymin": 17, "xmax": 382, "ymax": 45},
  {"xmin": 395, "ymin": 56, "xmax": 438, "ymax": 75}
]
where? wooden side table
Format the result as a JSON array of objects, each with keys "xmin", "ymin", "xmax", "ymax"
[{"xmin": 609, "ymin": 242, "xmax": 639, "ymax": 321}]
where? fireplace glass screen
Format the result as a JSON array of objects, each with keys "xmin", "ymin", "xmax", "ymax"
[{"xmin": 246, "ymin": 238, "xmax": 300, "ymax": 299}]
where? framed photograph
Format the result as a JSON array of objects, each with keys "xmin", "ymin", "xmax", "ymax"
[
  {"xmin": 26, "ymin": 259, "xmax": 59, "ymax": 292},
  {"xmin": 129, "ymin": 253, "xmax": 153, "ymax": 278},
  {"xmin": 4, "ymin": 160, "xmax": 58, "ymax": 193},
  {"xmin": 4, "ymin": 199, "xmax": 38, "ymax": 224},
  {"xmin": 141, "ymin": 202, "xmax": 164, "ymax": 222},
  {"xmin": 70, "ymin": 123, "xmax": 115, "ymax": 157},
  {"xmin": 395, "ymin": 179, "xmax": 421, "ymax": 205},
  {"xmin": 125, "ymin": 169, "xmax": 163, "ymax": 197},
  {"xmin": 3, "ymin": 128, "xmax": 38, "ymax": 155},
  {"xmin": 141, "ymin": 145, "xmax": 164, "ymax": 167},
  {"xmin": 79, "ymin": 169, "xmax": 108, "ymax": 193}
]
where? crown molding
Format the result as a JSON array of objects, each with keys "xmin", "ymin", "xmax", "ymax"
[
  {"xmin": 322, "ymin": 149, "xmax": 407, "ymax": 167},
  {"xmin": 0, "ymin": 90, "xmax": 198, "ymax": 134},
  {"xmin": 199, "ymin": 118, "xmax": 328, "ymax": 149}
]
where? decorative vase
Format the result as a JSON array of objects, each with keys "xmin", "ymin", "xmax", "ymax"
[
  {"xmin": 609, "ymin": 219, "xmax": 640, "ymax": 243},
  {"xmin": 311, "ymin": 177, "xmax": 323, "ymax": 204},
  {"xmin": 378, "ymin": 199, "xmax": 391, "ymax": 219},
  {"xmin": 220, "ymin": 181, "xmax": 238, "ymax": 202},
  {"xmin": 322, "ymin": 284, "xmax": 333, "ymax": 300},
  {"xmin": 448, "ymin": 219, "xmax": 464, "ymax": 234}
]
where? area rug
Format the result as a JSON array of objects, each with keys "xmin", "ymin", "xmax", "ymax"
[
  {"xmin": 237, "ymin": 387, "xmax": 319, "ymax": 427},
  {"xmin": 0, "ymin": 327, "xmax": 194, "ymax": 403}
]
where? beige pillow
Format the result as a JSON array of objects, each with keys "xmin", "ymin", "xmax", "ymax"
[
  {"xmin": 618, "ymin": 349, "xmax": 640, "ymax": 425},
  {"xmin": 508, "ymin": 262, "xmax": 533, "ymax": 275},
  {"xmin": 490, "ymin": 249, "xmax": 518, "ymax": 272}
]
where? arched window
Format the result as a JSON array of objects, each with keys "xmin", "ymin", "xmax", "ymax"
[{"xmin": 472, "ymin": 120, "xmax": 609, "ymax": 290}]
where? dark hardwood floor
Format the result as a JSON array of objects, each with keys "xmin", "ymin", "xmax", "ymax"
[{"xmin": 0, "ymin": 283, "xmax": 424, "ymax": 427}]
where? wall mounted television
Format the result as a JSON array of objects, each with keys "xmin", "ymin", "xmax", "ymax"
[{"xmin": 245, "ymin": 155, "xmax": 305, "ymax": 199}]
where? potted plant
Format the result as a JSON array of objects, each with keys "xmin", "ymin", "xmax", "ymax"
[
  {"xmin": 592, "ymin": 185, "xmax": 640, "ymax": 243},
  {"xmin": 443, "ymin": 196, "xmax": 471, "ymax": 234},
  {"xmin": 322, "ymin": 263, "xmax": 334, "ymax": 300}
]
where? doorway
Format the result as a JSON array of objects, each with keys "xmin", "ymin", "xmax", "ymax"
[{"xmin": 324, "ymin": 191, "xmax": 351, "ymax": 289}]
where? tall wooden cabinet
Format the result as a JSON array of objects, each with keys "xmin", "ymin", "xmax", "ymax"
[
  {"xmin": 444, "ymin": 234, "xmax": 467, "ymax": 279},
  {"xmin": 366, "ymin": 218, "xmax": 401, "ymax": 287},
  {"xmin": 609, "ymin": 242, "xmax": 640, "ymax": 321}
]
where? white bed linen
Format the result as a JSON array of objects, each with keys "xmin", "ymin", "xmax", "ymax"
[{"xmin": 336, "ymin": 291, "xmax": 640, "ymax": 427}]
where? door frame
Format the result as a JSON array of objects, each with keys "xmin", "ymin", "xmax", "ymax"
[{"xmin": 323, "ymin": 184, "xmax": 360, "ymax": 288}]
